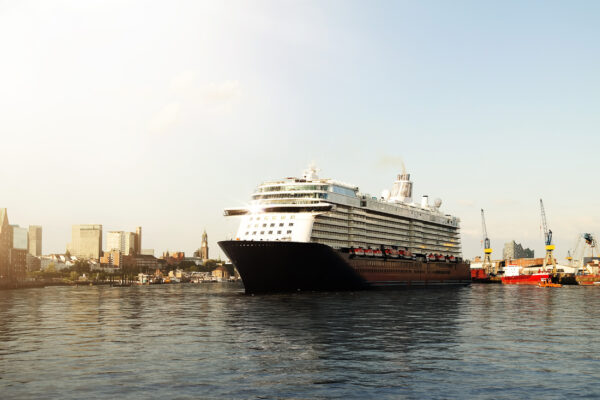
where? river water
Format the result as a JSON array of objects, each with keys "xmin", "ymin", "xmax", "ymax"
[{"xmin": 0, "ymin": 283, "xmax": 599, "ymax": 399}]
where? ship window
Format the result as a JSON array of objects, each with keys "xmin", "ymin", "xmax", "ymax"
[
  {"xmin": 287, "ymin": 230, "xmax": 292, "ymax": 234},
  {"xmin": 279, "ymin": 223, "xmax": 284, "ymax": 227},
  {"xmin": 277, "ymin": 230, "xmax": 282, "ymax": 234},
  {"xmin": 262, "ymin": 224, "xmax": 267, "ymax": 227},
  {"xmin": 291, "ymin": 215, "xmax": 295, "ymax": 219},
  {"xmin": 289, "ymin": 223, "xmax": 294, "ymax": 226},
  {"xmin": 268, "ymin": 231, "xmax": 273, "ymax": 234},
  {"xmin": 281, "ymin": 216, "xmax": 286, "ymax": 219},
  {"xmin": 261, "ymin": 231, "xmax": 265, "ymax": 234},
  {"xmin": 252, "ymin": 232, "xmax": 257, "ymax": 235},
  {"xmin": 270, "ymin": 223, "xmax": 275, "ymax": 227},
  {"xmin": 245, "ymin": 232, "xmax": 249, "ymax": 235}
]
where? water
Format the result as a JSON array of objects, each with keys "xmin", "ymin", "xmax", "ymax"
[{"xmin": 0, "ymin": 284, "xmax": 599, "ymax": 399}]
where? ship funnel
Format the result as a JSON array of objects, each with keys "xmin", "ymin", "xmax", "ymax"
[
  {"xmin": 421, "ymin": 195, "xmax": 429, "ymax": 208},
  {"xmin": 390, "ymin": 173, "xmax": 413, "ymax": 203}
]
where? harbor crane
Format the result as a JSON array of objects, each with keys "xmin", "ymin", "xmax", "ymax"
[
  {"xmin": 571, "ymin": 233, "xmax": 599, "ymax": 274},
  {"xmin": 481, "ymin": 209, "xmax": 494, "ymax": 275},
  {"xmin": 540, "ymin": 199, "xmax": 557, "ymax": 276}
]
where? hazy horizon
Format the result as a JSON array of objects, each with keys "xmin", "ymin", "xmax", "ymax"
[{"xmin": 2, "ymin": 0, "xmax": 599, "ymax": 260}]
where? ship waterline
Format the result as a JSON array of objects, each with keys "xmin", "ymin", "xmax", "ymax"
[{"xmin": 219, "ymin": 240, "xmax": 470, "ymax": 294}]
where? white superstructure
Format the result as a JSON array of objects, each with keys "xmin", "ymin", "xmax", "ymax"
[{"xmin": 225, "ymin": 165, "xmax": 462, "ymax": 257}]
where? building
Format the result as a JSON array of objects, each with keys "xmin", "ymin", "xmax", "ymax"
[
  {"xmin": 201, "ymin": 230, "xmax": 209, "ymax": 260},
  {"xmin": 11, "ymin": 225, "xmax": 28, "ymax": 250},
  {"xmin": 26, "ymin": 254, "xmax": 41, "ymax": 272},
  {"xmin": 68, "ymin": 225, "xmax": 103, "ymax": 260},
  {"xmin": 28, "ymin": 225, "xmax": 42, "ymax": 256},
  {"xmin": 141, "ymin": 249, "xmax": 154, "ymax": 256},
  {"xmin": 106, "ymin": 231, "xmax": 136, "ymax": 255},
  {"xmin": 135, "ymin": 227, "xmax": 142, "ymax": 255},
  {"xmin": 503, "ymin": 241, "xmax": 534, "ymax": 260},
  {"xmin": 100, "ymin": 250, "xmax": 133, "ymax": 269},
  {"xmin": 9, "ymin": 248, "xmax": 27, "ymax": 281},
  {"xmin": 212, "ymin": 265, "xmax": 230, "ymax": 280},
  {"xmin": 0, "ymin": 209, "xmax": 13, "ymax": 280},
  {"xmin": 106, "ymin": 228, "xmax": 141, "ymax": 255},
  {"xmin": 132, "ymin": 254, "xmax": 159, "ymax": 273}
]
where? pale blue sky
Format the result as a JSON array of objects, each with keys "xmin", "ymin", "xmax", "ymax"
[{"xmin": 1, "ymin": 0, "xmax": 599, "ymax": 259}]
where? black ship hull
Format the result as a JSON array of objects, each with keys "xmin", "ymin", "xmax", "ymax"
[{"xmin": 219, "ymin": 240, "xmax": 471, "ymax": 294}]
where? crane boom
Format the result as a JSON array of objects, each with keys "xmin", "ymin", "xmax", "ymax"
[
  {"xmin": 540, "ymin": 198, "xmax": 557, "ymax": 277},
  {"xmin": 481, "ymin": 209, "xmax": 494, "ymax": 274},
  {"xmin": 540, "ymin": 199, "xmax": 552, "ymax": 246}
]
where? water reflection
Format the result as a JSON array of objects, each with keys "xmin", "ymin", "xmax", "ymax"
[{"xmin": 0, "ymin": 284, "xmax": 598, "ymax": 399}]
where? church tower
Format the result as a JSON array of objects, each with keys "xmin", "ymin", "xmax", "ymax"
[{"xmin": 201, "ymin": 230, "xmax": 209, "ymax": 261}]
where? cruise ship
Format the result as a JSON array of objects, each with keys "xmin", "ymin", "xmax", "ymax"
[{"xmin": 219, "ymin": 165, "xmax": 470, "ymax": 293}]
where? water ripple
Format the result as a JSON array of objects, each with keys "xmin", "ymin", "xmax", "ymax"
[{"xmin": 0, "ymin": 284, "xmax": 599, "ymax": 399}]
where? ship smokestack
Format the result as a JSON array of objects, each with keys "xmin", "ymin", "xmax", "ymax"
[{"xmin": 390, "ymin": 173, "xmax": 413, "ymax": 203}]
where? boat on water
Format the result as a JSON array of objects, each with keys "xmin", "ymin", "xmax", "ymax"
[
  {"xmin": 538, "ymin": 278, "xmax": 562, "ymax": 288},
  {"xmin": 501, "ymin": 265, "xmax": 550, "ymax": 285},
  {"xmin": 218, "ymin": 165, "xmax": 470, "ymax": 293}
]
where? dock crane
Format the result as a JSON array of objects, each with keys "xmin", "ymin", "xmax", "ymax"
[
  {"xmin": 481, "ymin": 209, "xmax": 494, "ymax": 275},
  {"xmin": 540, "ymin": 199, "xmax": 557, "ymax": 277}
]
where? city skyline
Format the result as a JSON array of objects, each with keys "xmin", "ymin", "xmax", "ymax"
[{"xmin": 1, "ymin": 1, "xmax": 600, "ymax": 259}]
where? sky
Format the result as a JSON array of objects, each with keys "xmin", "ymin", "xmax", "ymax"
[{"xmin": 1, "ymin": 0, "xmax": 599, "ymax": 260}]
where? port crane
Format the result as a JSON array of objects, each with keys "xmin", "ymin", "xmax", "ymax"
[
  {"xmin": 481, "ymin": 209, "xmax": 494, "ymax": 275},
  {"xmin": 571, "ymin": 233, "xmax": 598, "ymax": 274},
  {"xmin": 540, "ymin": 199, "xmax": 557, "ymax": 276}
]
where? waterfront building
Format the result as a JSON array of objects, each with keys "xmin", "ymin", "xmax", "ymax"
[
  {"xmin": 9, "ymin": 248, "xmax": 27, "ymax": 281},
  {"xmin": 0, "ymin": 209, "xmax": 13, "ymax": 280},
  {"xmin": 28, "ymin": 225, "xmax": 42, "ymax": 256},
  {"xmin": 26, "ymin": 254, "xmax": 41, "ymax": 272},
  {"xmin": 212, "ymin": 265, "xmax": 230, "ymax": 281},
  {"xmin": 132, "ymin": 254, "xmax": 159, "ymax": 273},
  {"xmin": 11, "ymin": 225, "xmax": 28, "ymax": 250},
  {"xmin": 201, "ymin": 230, "xmax": 209, "ymax": 260},
  {"xmin": 68, "ymin": 225, "xmax": 102, "ymax": 260},
  {"xmin": 503, "ymin": 240, "xmax": 534, "ymax": 260}
]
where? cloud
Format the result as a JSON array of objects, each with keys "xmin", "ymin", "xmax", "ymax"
[{"xmin": 148, "ymin": 102, "xmax": 180, "ymax": 134}]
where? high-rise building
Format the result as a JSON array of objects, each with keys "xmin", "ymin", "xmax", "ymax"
[
  {"xmin": 201, "ymin": 230, "xmax": 209, "ymax": 260},
  {"xmin": 11, "ymin": 225, "xmax": 28, "ymax": 250},
  {"xmin": 107, "ymin": 230, "xmax": 139, "ymax": 255},
  {"xmin": 135, "ymin": 227, "xmax": 142, "ymax": 256},
  {"xmin": 0, "ymin": 208, "xmax": 13, "ymax": 280},
  {"xmin": 503, "ymin": 240, "xmax": 534, "ymax": 260},
  {"xmin": 28, "ymin": 225, "xmax": 42, "ymax": 256},
  {"xmin": 68, "ymin": 225, "xmax": 102, "ymax": 260}
]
